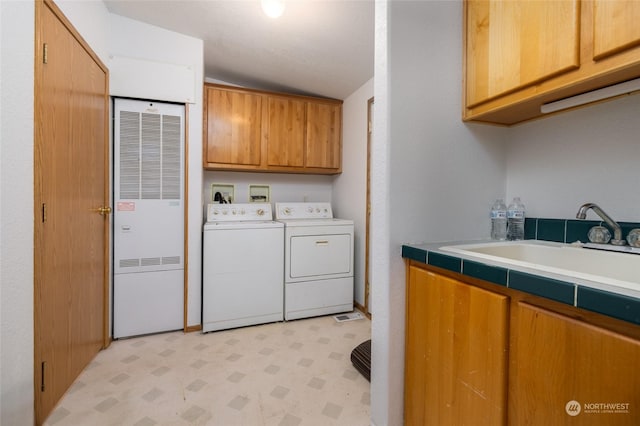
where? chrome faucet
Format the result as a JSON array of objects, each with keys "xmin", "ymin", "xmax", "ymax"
[{"xmin": 576, "ymin": 203, "xmax": 626, "ymax": 245}]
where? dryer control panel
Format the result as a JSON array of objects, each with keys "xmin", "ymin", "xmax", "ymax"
[{"xmin": 275, "ymin": 202, "xmax": 333, "ymax": 220}]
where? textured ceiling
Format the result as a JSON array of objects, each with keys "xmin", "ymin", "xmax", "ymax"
[{"xmin": 104, "ymin": 0, "xmax": 375, "ymax": 100}]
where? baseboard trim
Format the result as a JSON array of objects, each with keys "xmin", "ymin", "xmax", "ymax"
[
  {"xmin": 354, "ymin": 301, "xmax": 371, "ymax": 319},
  {"xmin": 184, "ymin": 324, "xmax": 202, "ymax": 333}
]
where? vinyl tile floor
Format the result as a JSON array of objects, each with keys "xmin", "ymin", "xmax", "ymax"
[{"xmin": 44, "ymin": 312, "xmax": 371, "ymax": 426}]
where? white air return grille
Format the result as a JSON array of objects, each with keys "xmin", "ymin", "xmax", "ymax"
[{"xmin": 118, "ymin": 111, "xmax": 182, "ymax": 200}]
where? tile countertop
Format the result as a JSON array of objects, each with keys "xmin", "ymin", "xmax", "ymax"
[{"xmin": 402, "ymin": 240, "xmax": 640, "ymax": 326}]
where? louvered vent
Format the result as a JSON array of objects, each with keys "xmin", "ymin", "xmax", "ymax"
[
  {"xmin": 162, "ymin": 115, "xmax": 181, "ymax": 199},
  {"xmin": 140, "ymin": 257, "xmax": 161, "ymax": 267},
  {"xmin": 119, "ymin": 258, "xmax": 140, "ymax": 268},
  {"xmin": 119, "ymin": 111, "xmax": 141, "ymax": 199},
  {"xmin": 119, "ymin": 111, "xmax": 181, "ymax": 200},
  {"xmin": 118, "ymin": 257, "xmax": 180, "ymax": 268},
  {"xmin": 162, "ymin": 256, "xmax": 181, "ymax": 265},
  {"xmin": 141, "ymin": 113, "xmax": 161, "ymax": 199}
]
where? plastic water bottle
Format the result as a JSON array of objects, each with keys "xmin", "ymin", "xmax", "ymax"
[
  {"xmin": 507, "ymin": 197, "xmax": 526, "ymax": 241},
  {"xmin": 490, "ymin": 199, "xmax": 507, "ymax": 240}
]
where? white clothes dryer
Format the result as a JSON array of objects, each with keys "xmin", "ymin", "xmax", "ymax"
[
  {"xmin": 275, "ymin": 202, "xmax": 354, "ymax": 320},
  {"xmin": 202, "ymin": 203, "xmax": 284, "ymax": 332}
]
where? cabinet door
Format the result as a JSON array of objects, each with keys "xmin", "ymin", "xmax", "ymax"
[
  {"xmin": 204, "ymin": 87, "xmax": 262, "ymax": 166},
  {"xmin": 593, "ymin": 0, "xmax": 640, "ymax": 60},
  {"xmin": 466, "ymin": 0, "xmax": 580, "ymax": 107},
  {"xmin": 305, "ymin": 102, "xmax": 341, "ymax": 169},
  {"xmin": 405, "ymin": 267, "xmax": 508, "ymax": 426},
  {"xmin": 509, "ymin": 302, "xmax": 640, "ymax": 425},
  {"xmin": 266, "ymin": 96, "xmax": 305, "ymax": 167}
]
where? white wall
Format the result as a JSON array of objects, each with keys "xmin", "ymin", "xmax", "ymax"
[
  {"xmin": 370, "ymin": 2, "xmax": 391, "ymax": 425},
  {"xmin": 332, "ymin": 78, "xmax": 374, "ymax": 308},
  {"xmin": 203, "ymin": 171, "xmax": 333, "ymax": 209},
  {"xmin": 371, "ymin": 1, "xmax": 507, "ymax": 424},
  {"xmin": 56, "ymin": 0, "xmax": 110, "ymax": 63},
  {"xmin": 506, "ymin": 93, "xmax": 640, "ymax": 222},
  {"xmin": 0, "ymin": 2, "xmax": 35, "ymax": 424},
  {"xmin": 109, "ymin": 14, "xmax": 204, "ymax": 327}
]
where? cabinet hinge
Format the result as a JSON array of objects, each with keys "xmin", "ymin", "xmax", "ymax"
[
  {"xmin": 43, "ymin": 43, "xmax": 48, "ymax": 64},
  {"xmin": 42, "ymin": 203, "xmax": 47, "ymax": 223},
  {"xmin": 41, "ymin": 361, "xmax": 46, "ymax": 392}
]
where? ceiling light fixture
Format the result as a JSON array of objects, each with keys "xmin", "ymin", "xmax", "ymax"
[
  {"xmin": 540, "ymin": 77, "xmax": 640, "ymax": 114},
  {"xmin": 261, "ymin": 0, "xmax": 285, "ymax": 18}
]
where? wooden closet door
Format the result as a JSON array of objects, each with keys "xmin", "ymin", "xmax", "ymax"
[{"xmin": 34, "ymin": 0, "xmax": 109, "ymax": 423}]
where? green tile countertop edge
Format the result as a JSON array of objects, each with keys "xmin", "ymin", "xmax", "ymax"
[{"xmin": 402, "ymin": 241, "xmax": 640, "ymax": 326}]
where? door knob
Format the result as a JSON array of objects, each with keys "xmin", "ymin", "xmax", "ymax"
[{"xmin": 98, "ymin": 206, "xmax": 112, "ymax": 215}]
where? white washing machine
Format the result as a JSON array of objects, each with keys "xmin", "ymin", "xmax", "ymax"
[
  {"xmin": 275, "ymin": 202, "xmax": 354, "ymax": 320},
  {"xmin": 202, "ymin": 203, "xmax": 284, "ymax": 332}
]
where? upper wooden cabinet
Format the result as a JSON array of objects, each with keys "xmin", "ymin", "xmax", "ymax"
[
  {"xmin": 464, "ymin": 0, "xmax": 640, "ymax": 125},
  {"xmin": 266, "ymin": 96, "xmax": 305, "ymax": 168},
  {"xmin": 466, "ymin": 0, "xmax": 580, "ymax": 107},
  {"xmin": 203, "ymin": 83, "xmax": 343, "ymax": 174},
  {"xmin": 593, "ymin": 0, "xmax": 640, "ymax": 60},
  {"xmin": 205, "ymin": 88, "xmax": 263, "ymax": 166},
  {"xmin": 305, "ymin": 102, "xmax": 342, "ymax": 169}
]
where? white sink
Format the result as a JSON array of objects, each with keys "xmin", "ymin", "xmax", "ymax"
[{"xmin": 439, "ymin": 240, "xmax": 640, "ymax": 292}]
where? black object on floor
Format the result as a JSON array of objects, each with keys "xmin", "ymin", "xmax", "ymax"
[{"xmin": 351, "ymin": 339, "xmax": 371, "ymax": 382}]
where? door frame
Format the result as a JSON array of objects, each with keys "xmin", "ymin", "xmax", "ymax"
[{"xmin": 364, "ymin": 97, "xmax": 374, "ymax": 316}]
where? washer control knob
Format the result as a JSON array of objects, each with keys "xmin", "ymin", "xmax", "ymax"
[
  {"xmin": 240, "ymin": 209, "xmax": 246, "ymax": 215},
  {"xmin": 283, "ymin": 207, "xmax": 291, "ymax": 215},
  {"xmin": 222, "ymin": 210, "xmax": 228, "ymax": 215},
  {"xmin": 257, "ymin": 209, "xmax": 265, "ymax": 216}
]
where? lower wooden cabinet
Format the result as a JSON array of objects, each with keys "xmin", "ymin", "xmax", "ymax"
[
  {"xmin": 510, "ymin": 302, "xmax": 640, "ymax": 425},
  {"xmin": 405, "ymin": 266, "xmax": 509, "ymax": 425},
  {"xmin": 405, "ymin": 262, "xmax": 640, "ymax": 425}
]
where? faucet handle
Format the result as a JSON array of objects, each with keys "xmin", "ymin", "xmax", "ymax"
[
  {"xmin": 587, "ymin": 226, "xmax": 611, "ymax": 244},
  {"xmin": 627, "ymin": 229, "xmax": 640, "ymax": 247}
]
